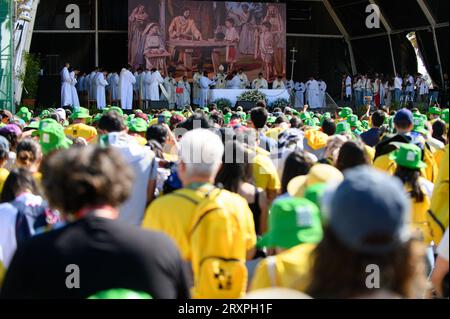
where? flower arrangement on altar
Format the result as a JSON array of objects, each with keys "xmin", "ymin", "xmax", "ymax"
[{"xmin": 237, "ymin": 90, "xmax": 268, "ymax": 104}]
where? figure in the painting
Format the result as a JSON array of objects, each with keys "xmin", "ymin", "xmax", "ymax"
[
  {"xmin": 143, "ymin": 23, "xmax": 169, "ymax": 75},
  {"xmin": 224, "ymin": 18, "xmax": 239, "ymax": 73},
  {"xmin": 263, "ymin": 5, "xmax": 285, "ymax": 76},
  {"xmin": 168, "ymin": 7, "xmax": 202, "ymax": 41},
  {"xmin": 229, "ymin": 4, "xmax": 256, "ymax": 55},
  {"xmin": 128, "ymin": 5, "xmax": 149, "ymax": 68},
  {"xmin": 258, "ymin": 22, "xmax": 274, "ymax": 81}
]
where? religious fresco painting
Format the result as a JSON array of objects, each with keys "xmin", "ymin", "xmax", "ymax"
[{"xmin": 128, "ymin": 0, "xmax": 286, "ymax": 81}]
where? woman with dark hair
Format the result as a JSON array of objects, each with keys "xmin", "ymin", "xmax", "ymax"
[
  {"xmin": 280, "ymin": 150, "xmax": 314, "ymax": 196},
  {"xmin": 0, "ymin": 169, "xmax": 57, "ymax": 269},
  {"xmin": 307, "ymin": 166, "xmax": 427, "ymax": 299},
  {"xmin": 215, "ymin": 140, "xmax": 268, "ymax": 236},
  {"xmin": 432, "ymin": 120, "xmax": 447, "ymax": 145},
  {"xmin": 15, "ymin": 138, "xmax": 43, "ymax": 175},
  {"xmin": 335, "ymin": 140, "xmax": 370, "ymax": 172},
  {"xmin": 0, "ymin": 146, "xmax": 189, "ymax": 299}
]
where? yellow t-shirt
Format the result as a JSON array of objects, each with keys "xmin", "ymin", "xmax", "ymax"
[
  {"xmin": 265, "ymin": 127, "xmax": 285, "ymax": 142},
  {"xmin": 142, "ymin": 185, "xmax": 257, "ymax": 261},
  {"xmin": 0, "ymin": 168, "xmax": 9, "ymax": 194},
  {"xmin": 250, "ymin": 244, "xmax": 316, "ymax": 292},
  {"xmin": 130, "ymin": 134, "xmax": 147, "ymax": 146},
  {"xmin": 252, "ymin": 148, "xmax": 281, "ymax": 192},
  {"xmin": 0, "ymin": 260, "xmax": 5, "ymax": 288},
  {"xmin": 65, "ymin": 123, "xmax": 98, "ymax": 142}
]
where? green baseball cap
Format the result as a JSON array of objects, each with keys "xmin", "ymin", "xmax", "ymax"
[
  {"xmin": 389, "ymin": 143, "xmax": 427, "ymax": 170},
  {"xmin": 16, "ymin": 107, "xmax": 32, "ymax": 122},
  {"xmin": 106, "ymin": 106, "xmax": 124, "ymax": 116},
  {"xmin": 441, "ymin": 109, "xmax": 449, "ymax": 124},
  {"xmin": 128, "ymin": 117, "xmax": 148, "ymax": 133},
  {"xmin": 25, "ymin": 120, "xmax": 40, "ymax": 130},
  {"xmin": 70, "ymin": 107, "xmax": 91, "ymax": 120},
  {"xmin": 320, "ymin": 112, "xmax": 331, "ymax": 126},
  {"xmin": 267, "ymin": 116, "xmax": 276, "ymax": 124},
  {"xmin": 40, "ymin": 110, "xmax": 51, "ymax": 119},
  {"xmin": 339, "ymin": 107, "xmax": 353, "ymax": 119},
  {"xmin": 412, "ymin": 114, "xmax": 428, "ymax": 136},
  {"xmin": 257, "ymin": 197, "xmax": 323, "ymax": 249},
  {"xmin": 304, "ymin": 118, "xmax": 318, "ymax": 129},
  {"xmin": 429, "ymin": 106, "xmax": 442, "ymax": 116},
  {"xmin": 335, "ymin": 121, "xmax": 352, "ymax": 134},
  {"xmin": 88, "ymin": 289, "xmax": 152, "ymax": 300},
  {"xmin": 361, "ymin": 120, "xmax": 370, "ymax": 131},
  {"xmin": 39, "ymin": 122, "xmax": 73, "ymax": 155},
  {"xmin": 300, "ymin": 112, "xmax": 311, "ymax": 121},
  {"xmin": 347, "ymin": 115, "xmax": 359, "ymax": 128}
]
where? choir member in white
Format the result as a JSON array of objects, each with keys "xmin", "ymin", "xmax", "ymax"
[
  {"xmin": 107, "ymin": 71, "xmax": 120, "ymax": 104},
  {"xmin": 69, "ymin": 68, "xmax": 80, "ymax": 109},
  {"xmin": 119, "ymin": 65, "xmax": 136, "ymax": 110},
  {"xmin": 226, "ymin": 71, "xmax": 241, "ymax": 89},
  {"xmin": 162, "ymin": 71, "xmax": 177, "ymax": 108},
  {"xmin": 192, "ymin": 70, "xmax": 202, "ymax": 105},
  {"xmin": 252, "ymin": 73, "xmax": 268, "ymax": 89},
  {"xmin": 176, "ymin": 76, "xmax": 191, "ymax": 109},
  {"xmin": 199, "ymin": 71, "xmax": 215, "ymax": 108},
  {"xmin": 140, "ymin": 69, "xmax": 152, "ymax": 104},
  {"xmin": 60, "ymin": 62, "xmax": 72, "ymax": 107},
  {"xmin": 87, "ymin": 67, "xmax": 98, "ymax": 101},
  {"xmin": 150, "ymin": 68, "xmax": 164, "ymax": 101},
  {"xmin": 344, "ymin": 74, "xmax": 352, "ymax": 101},
  {"xmin": 272, "ymin": 75, "xmax": 285, "ymax": 89},
  {"xmin": 306, "ymin": 76, "xmax": 321, "ymax": 109},
  {"xmin": 318, "ymin": 79, "xmax": 327, "ymax": 108},
  {"xmin": 294, "ymin": 81, "xmax": 305, "ymax": 109},
  {"xmin": 238, "ymin": 69, "xmax": 249, "ymax": 89},
  {"xmin": 95, "ymin": 69, "xmax": 109, "ymax": 110}
]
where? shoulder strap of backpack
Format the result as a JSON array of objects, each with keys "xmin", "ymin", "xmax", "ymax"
[
  {"xmin": 11, "ymin": 201, "xmax": 33, "ymax": 247},
  {"xmin": 266, "ymin": 256, "xmax": 278, "ymax": 288}
]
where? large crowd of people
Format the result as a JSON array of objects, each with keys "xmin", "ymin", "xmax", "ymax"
[{"xmin": 0, "ymin": 89, "xmax": 448, "ymax": 299}]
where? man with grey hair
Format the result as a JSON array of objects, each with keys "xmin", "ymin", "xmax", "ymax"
[{"xmin": 142, "ymin": 129, "xmax": 257, "ymax": 293}]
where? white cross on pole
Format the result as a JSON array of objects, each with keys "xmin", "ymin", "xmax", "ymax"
[{"xmin": 290, "ymin": 47, "xmax": 298, "ymax": 82}]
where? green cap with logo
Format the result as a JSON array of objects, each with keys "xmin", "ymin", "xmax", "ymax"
[
  {"xmin": 320, "ymin": 112, "xmax": 331, "ymax": 126},
  {"xmin": 16, "ymin": 107, "xmax": 32, "ymax": 122},
  {"xmin": 335, "ymin": 121, "xmax": 352, "ymax": 135},
  {"xmin": 88, "ymin": 289, "xmax": 152, "ymax": 300},
  {"xmin": 304, "ymin": 118, "xmax": 318, "ymax": 129},
  {"xmin": 361, "ymin": 120, "xmax": 370, "ymax": 131},
  {"xmin": 389, "ymin": 143, "xmax": 427, "ymax": 170},
  {"xmin": 257, "ymin": 197, "xmax": 323, "ymax": 249},
  {"xmin": 300, "ymin": 112, "xmax": 311, "ymax": 121},
  {"xmin": 413, "ymin": 113, "xmax": 428, "ymax": 135},
  {"xmin": 128, "ymin": 117, "xmax": 148, "ymax": 133},
  {"xmin": 429, "ymin": 106, "xmax": 442, "ymax": 116},
  {"xmin": 339, "ymin": 107, "xmax": 353, "ymax": 119},
  {"xmin": 39, "ymin": 121, "xmax": 73, "ymax": 155},
  {"xmin": 347, "ymin": 115, "xmax": 359, "ymax": 128},
  {"xmin": 106, "ymin": 106, "xmax": 124, "ymax": 116},
  {"xmin": 70, "ymin": 107, "xmax": 91, "ymax": 120}
]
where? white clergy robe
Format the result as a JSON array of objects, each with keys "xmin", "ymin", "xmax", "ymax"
[
  {"xmin": 95, "ymin": 73, "xmax": 109, "ymax": 109},
  {"xmin": 119, "ymin": 69, "xmax": 136, "ymax": 110},
  {"xmin": 150, "ymin": 71, "xmax": 164, "ymax": 101},
  {"xmin": 61, "ymin": 67, "xmax": 72, "ymax": 107}
]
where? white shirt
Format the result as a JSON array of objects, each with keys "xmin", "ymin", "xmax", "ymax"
[
  {"xmin": 394, "ymin": 77, "xmax": 403, "ymax": 89},
  {"xmin": 438, "ymin": 228, "xmax": 449, "ymax": 261}
]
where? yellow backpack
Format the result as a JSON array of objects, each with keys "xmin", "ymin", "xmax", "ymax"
[
  {"xmin": 427, "ymin": 146, "xmax": 449, "ymax": 245},
  {"xmin": 423, "ymin": 143, "xmax": 439, "ymax": 184},
  {"xmin": 179, "ymin": 188, "xmax": 248, "ymax": 299},
  {"xmin": 405, "ymin": 186, "xmax": 433, "ymax": 245}
]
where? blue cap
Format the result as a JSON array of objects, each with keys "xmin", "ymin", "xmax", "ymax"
[
  {"xmin": 0, "ymin": 136, "xmax": 10, "ymax": 152},
  {"xmin": 394, "ymin": 109, "xmax": 414, "ymax": 126},
  {"xmin": 329, "ymin": 166, "xmax": 411, "ymax": 254}
]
